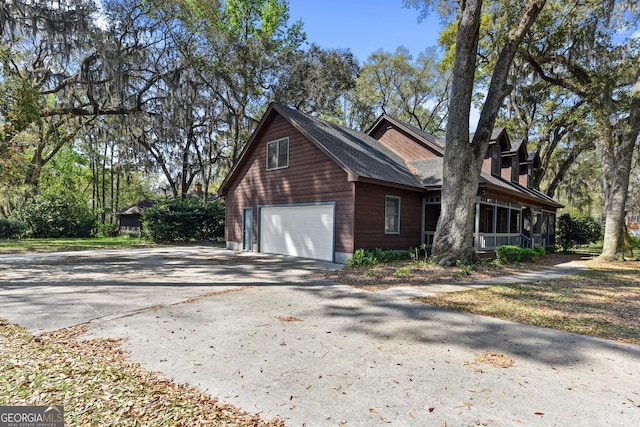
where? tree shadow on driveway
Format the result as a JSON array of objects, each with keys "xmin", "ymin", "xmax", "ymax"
[{"xmin": 291, "ymin": 281, "xmax": 640, "ymax": 369}]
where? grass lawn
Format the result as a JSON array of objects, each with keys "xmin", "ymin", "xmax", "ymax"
[
  {"xmin": 415, "ymin": 259, "xmax": 640, "ymax": 344},
  {"xmin": 0, "ymin": 321, "xmax": 284, "ymax": 426},
  {"xmin": 0, "ymin": 237, "xmax": 154, "ymax": 253}
]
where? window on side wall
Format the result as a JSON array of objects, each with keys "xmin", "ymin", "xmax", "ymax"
[
  {"xmin": 385, "ymin": 196, "xmax": 401, "ymax": 234},
  {"xmin": 266, "ymin": 137, "xmax": 289, "ymax": 170}
]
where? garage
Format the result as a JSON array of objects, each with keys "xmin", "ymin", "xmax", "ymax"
[{"xmin": 259, "ymin": 204, "xmax": 335, "ymax": 262}]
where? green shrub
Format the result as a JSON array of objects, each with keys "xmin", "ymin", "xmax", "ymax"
[
  {"xmin": 557, "ymin": 213, "xmax": 601, "ymax": 252},
  {"xmin": 545, "ymin": 245, "xmax": 558, "ymax": 254},
  {"xmin": 348, "ymin": 248, "xmax": 410, "ymax": 267},
  {"xmin": 629, "ymin": 235, "xmax": 640, "ymax": 250},
  {"xmin": 454, "ymin": 261, "xmax": 475, "ymax": 277},
  {"xmin": 348, "ymin": 248, "xmax": 377, "ymax": 267},
  {"xmin": 372, "ymin": 248, "xmax": 387, "ymax": 262},
  {"xmin": 394, "ymin": 265, "xmax": 412, "ymax": 277},
  {"xmin": 13, "ymin": 191, "xmax": 95, "ymax": 238},
  {"xmin": 0, "ymin": 218, "xmax": 25, "ymax": 239},
  {"xmin": 495, "ymin": 245, "xmax": 522, "ymax": 263},
  {"xmin": 496, "ymin": 245, "xmax": 544, "ymax": 264},
  {"xmin": 142, "ymin": 197, "xmax": 225, "ymax": 242},
  {"xmin": 533, "ymin": 246, "xmax": 546, "ymax": 256},
  {"xmin": 98, "ymin": 223, "xmax": 119, "ymax": 237},
  {"xmin": 520, "ymin": 248, "xmax": 538, "ymax": 262}
]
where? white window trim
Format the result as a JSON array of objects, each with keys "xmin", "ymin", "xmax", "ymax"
[
  {"xmin": 385, "ymin": 195, "xmax": 401, "ymax": 234},
  {"xmin": 266, "ymin": 137, "xmax": 289, "ymax": 171}
]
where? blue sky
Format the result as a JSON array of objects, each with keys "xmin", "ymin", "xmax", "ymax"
[{"xmin": 287, "ymin": 0, "xmax": 445, "ymax": 63}]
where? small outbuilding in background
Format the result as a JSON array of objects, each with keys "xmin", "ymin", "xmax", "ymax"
[{"xmin": 116, "ymin": 199, "xmax": 155, "ymax": 236}]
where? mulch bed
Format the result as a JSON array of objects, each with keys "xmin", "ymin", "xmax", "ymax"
[{"xmin": 323, "ymin": 253, "xmax": 589, "ymax": 291}]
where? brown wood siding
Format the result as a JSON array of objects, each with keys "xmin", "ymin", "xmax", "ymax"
[
  {"xmin": 501, "ymin": 160, "xmax": 512, "ymax": 181},
  {"xmin": 224, "ymin": 114, "xmax": 354, "ymax": 254},
  {"xmin": 353, "ymin": 182, "xmax": 423, "ymax": 250},
  {"xmin": 518, "ymin": 165, "xmax": 528, "ymax": 187},
  {"xmin": 482, "ymin": 156, "xmax": 492, "ymax": 174},
  {"xmin": 371, "ymin": 126, "xmax": 440, "ymax": 160}
]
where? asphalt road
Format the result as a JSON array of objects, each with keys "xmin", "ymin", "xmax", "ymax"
[{"xmin": 1, "ymin": 247, "xmax": 638, "ymax": 426}]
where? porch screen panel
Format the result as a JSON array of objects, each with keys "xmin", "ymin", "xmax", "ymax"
[
  {"xmin": 534, "ymin": 213, "xmax": 542, "ymax": 234},
  {"xmin": 496, "ymin": 207, "xmax": 509, "ymax": 233},
  {"xmin": 510, "ymin": 209, "xmax": 520, "ymax": 233},
  {"xmin": 479, "ymin": 205, "xmax": 494, "ymax": 233}
]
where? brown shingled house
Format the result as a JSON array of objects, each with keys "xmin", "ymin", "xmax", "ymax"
[{"xmin": 218, "ymin": 103, "xmax": 561, "ymax": 262}]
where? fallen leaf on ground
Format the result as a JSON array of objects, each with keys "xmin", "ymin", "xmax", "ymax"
[
  {"xmin": 473, "ymin": 351, "xmax": 515, "ymax": 368},
  {"xmin": 274, "ymin": 315, "xmax": 302, "ymax": 322}
]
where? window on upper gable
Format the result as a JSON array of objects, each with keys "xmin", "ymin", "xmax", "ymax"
[
  {"xmin": 511, "ymin": 156, "xmax": 519, "ymax": 182},
  {"xmin": 491, "ymin": 145, "xmax": 501, "ymax": 176},
  {"xmin": 385, "ymin": 196, "xmax": 401, "ymax": 234},
  {"xmin": 266, "ymin": 137, "xmax": 289, "ymax": 170}
]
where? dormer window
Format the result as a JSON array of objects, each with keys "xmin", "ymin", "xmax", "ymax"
[
  {"xmin": 528, "ymin": 163, "xmax": 534, "ymax": 187},
  {"xmin": 266, "ymin": 137, "xmax": 289, "ymax": 170},
  {"xmin": 491, "ymin": 145, "xmax": 501, "ymax": 176},
  {"xmin": 511, "ymin": 156, "xmax": 519, "ymax": 183}
]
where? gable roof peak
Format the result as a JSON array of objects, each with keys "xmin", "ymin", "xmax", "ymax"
[{"xmin": 367, "ymin": 113, "xmax": 445, "ymax": 154}]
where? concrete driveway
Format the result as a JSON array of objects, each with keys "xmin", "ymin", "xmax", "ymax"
[{"xmin": 1, "ymin": 247, "xmax": 639, "ymax": 426}]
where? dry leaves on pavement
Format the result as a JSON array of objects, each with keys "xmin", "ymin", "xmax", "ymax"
[{"xmin": 0, "ymin": 320, "xmax": 284, "ymax": 426}]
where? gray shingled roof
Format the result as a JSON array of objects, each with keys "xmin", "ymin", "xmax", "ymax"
[
  {"xmin": 275, "ymin": 105, "xmax": 423, "ymax": 189},
  {"xmin": 408, "ymin": 158, "xmax": 443, "ymax": 187},
  {"xmin": 408, "ymin": 158, "xmax": 561, "ymax": 207},
  {"xmin": 118, "ymin": 199, "xmax": 154, "ymax": 215},
  {"xmin": 510, "ymin": 138, "xmax": 524, "ymax": 153},
  {"xmin": 480, "ymin": 173, "xmax": 562, "ymax": 207},
  {"xmin": 470, "ymin": 127, "xmax": 505, "ymax": 142},
  {"xmin": 221, "ymin": 103, "xmax": 560, "ymax": 208}
]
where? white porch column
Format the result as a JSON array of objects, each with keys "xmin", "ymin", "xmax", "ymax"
[{"xmin": 474, "ymin": 196, "xmax": 481, "ymax": 251}]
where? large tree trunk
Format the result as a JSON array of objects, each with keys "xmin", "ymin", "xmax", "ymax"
[
  {"xmin": 433, "ymin": 0, "xmax": 546, "ymax": 264},
  {"xmin": 601, "ymin": 142, "xmax": 633, "ymax": 259},
  {"xmin": 432, "ymin": 0, "xmax": 483, "ymax": 264},
  {"xmin": 600, "ymin": 71, "xmax": 640, "ymax": 260}
]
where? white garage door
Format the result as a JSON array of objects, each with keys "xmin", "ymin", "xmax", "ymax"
[{"xmin": 260, "ymin": 204, "xmax": 335, "ymax": 261}]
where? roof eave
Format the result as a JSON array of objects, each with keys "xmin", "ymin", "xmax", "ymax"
[
  {"xmin": 478, "ymin": 181, "xmax": 563, "ymax": 209},
  {"xmin": 356, "ymin": 176, "xmax": 426, "ymax": 192}
]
